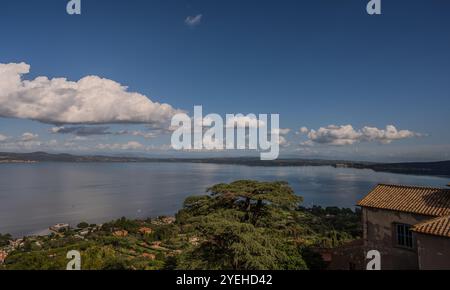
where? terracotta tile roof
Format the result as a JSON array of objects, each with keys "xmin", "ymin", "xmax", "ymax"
[
  {"xmin": 357, "ymin": 184, "xmax": 450, "ymax": 217},
  {"xmin": 412, "ymin": 216, "xmax": 450, "ymax": 238}
]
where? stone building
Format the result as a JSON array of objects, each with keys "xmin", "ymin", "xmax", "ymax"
[{"xmin": 356, "ymin": 184, "xmax": 450, "ymax": 270}]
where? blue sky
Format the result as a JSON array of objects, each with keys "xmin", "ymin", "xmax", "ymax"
[{"xmin": 0, "ymin": 0, "xmax": 449, "ymax": 161}]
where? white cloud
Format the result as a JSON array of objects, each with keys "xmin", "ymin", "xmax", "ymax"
[
  {"xmin": 225, "ymin": 115, "xmax": 266, "ymax": 129},
  {"xmin": 0, "ymin": 132, "xmax": 41, "ymax": 150},
  {"xmin": 96, "ymin": 141, "xmax": 145, "ymax": 151},
  {"xmin": 21, "ymin": 132, "xmax": 39, "ymax": 142},
  {"xmin": 272, "ymin": 128, "xmax": 291, "ymax": 135},
  {"xmin": 272, "ymin": 128, "xmax": 291, "ymax": 146},
  {"xmin": 299, "ymin": 127, "xmax": 309, "ymax": 134},
  {"xmin": 303, "ymin": 124, "xmax": 421, "ymax": 146},
  {"xmin": 0, "ymin": 134, "xmax": 9, "ymax": 142},
  {"xmin": 185, "ymin": 14, "xmax": 202, "ymax": 27},
  {"xmin": 278, "ymin": 136, "xmax": 288, "ymax": 146},
  {"xmin": 361, "ymin": 125, "xmax": 420, "ymax": 144},
  {"xmin": 0, "ymin": 62, "xmax": 180, "ymax": 125},
  {"xmin": 95, "ymin": 141, "xmax": 170, "ymax": 152},
  {"xmin": 72, "ymin": 136, "xmax": 88, "ymax": 141},
  {"xmin": 299, "ymin": 140, "xmax": 314, "ymax": 147},
  {"xmin": 308, "ymin": 125, "xmax": 362, "ymax": 146},
  {"xmin": 0, "ymin": 135, "xmax": 171, "ymax": 152},
  {"xmin": 115, "ymin": 130, "xmax": 159, "ymax": 139}
]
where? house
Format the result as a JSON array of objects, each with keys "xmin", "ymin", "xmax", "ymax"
[
  {"xmin": 0, "ymin": 250, "xmax": 8, "ymax": 264},
  {"xmin": 411, "ymin": 215, "xmax": 450, "ymax": 270},
  {"xmin": 9, "ymin": 239, "xmax": 23, "ymax": 249},
  {"xmin": 79, "ymin": 230, "xmax": 89, "ymax": 236},
  {"xmin": 138, "ymin": 227, "xmax": 153, "ymax": 235},
  {"xmin": 357, "ymin": 184, "xmax": 450, "ymax": 270},
  {"xmin": 113, "ymin": 230, "xmax": 128, "ymax": 237},
  {"xmin": 49, "ymin": 223, "xmax": 70, "ymax": 233}
]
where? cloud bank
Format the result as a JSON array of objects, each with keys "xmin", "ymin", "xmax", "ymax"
[
  {"xmin": 51, "ymin": 126, "xmax": 160, "ymax": 139},
  {"xmin": 0, "ymin": 62, "xmax": 180, "ymax": 125},
  {"xmin": 51, "ymin": 126, "xmax": 111, "ymax": 136},
  {"xmin": 300, "ymin": 125, "xmax": 421, "ymax": 146}
]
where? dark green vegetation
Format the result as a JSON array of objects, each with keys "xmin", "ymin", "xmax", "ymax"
[
  {"xmin": 0, "ymin": 234, "xmax": 11, "ymax": 247},
  {"xmin": 0, "ymin": 181, "xmax": 361, "ymax": 270},
  {"xmin": 1, "ymin": 152, "xmax": 449, "ymax": 177}
]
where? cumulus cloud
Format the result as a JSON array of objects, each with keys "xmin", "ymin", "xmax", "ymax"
[
  {"xmin": 0, "ymin": 62, "xmax": 180, "ymax": 125},
  {"xmin": 21, "ymin": 132, "xmax": 39, "ymax": 142},
  {"xmin": 307, "ymin": 125, "xmax": 361, "ymax": 146},
  {"xmin": 299, "ymin": 127, "xmax": 309, "ymax": 134},
  {"xmin": 185, "ymin": 14, "xmax": 202, "ymax": 27},
  {"xmin": 0, "ymin": 134, "xmax": 9, "ymax": 142},
  {"xmin": 0, "ymin": 132, "xmax": 42, "ymax": 150},
  {"xmin": 361, "ymin": 125, "xmax": 420, "ymax": 144},
  {"xmin": 303, "ymin": 125, "xmax": 421, "ymax": 146},
  {"xmin": 272, "ymin": 128, "xmax": 291, "ymax": 146}
]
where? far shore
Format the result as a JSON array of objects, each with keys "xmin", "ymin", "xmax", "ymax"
[{"xmin": 1, "ymin": 152, "xmax": 449, "ymax": 177}]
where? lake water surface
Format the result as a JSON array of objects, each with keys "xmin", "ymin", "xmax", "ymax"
[{"xmin": 0, "ymin": 162, "xmax": 448, "ymax": 237}]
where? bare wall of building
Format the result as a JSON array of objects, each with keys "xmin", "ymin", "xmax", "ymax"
[
  {"xmin": 417, "ymin": 234, "xmax": 450, "ymax": 270},
  {"xmin": 362, "ymin": 208, "xmax": 431, "ymax": 270}
]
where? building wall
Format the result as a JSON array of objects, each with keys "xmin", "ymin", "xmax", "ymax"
[
  {"xmin": 362, "ymin": 207, "xmax": 431, "ymax": 270},
  {"xmin": 328, "ymin": 240, "xmax": 366, "ymax": 270},
  {"xmin": 417, "ymin": 234, "xmax": 450, "ymax": 270}
]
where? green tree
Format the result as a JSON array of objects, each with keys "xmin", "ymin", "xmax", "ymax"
[
  {"xmin": 0, "ymin": 233, "xmax": 12, "ymax": 247},
  {"xmin": 207, "ymin": 180, "xmax": 303, "ymax": 225},
  {"xmin": 77, "ymin": 222, "xmax": 89, "ymax": 229},
  {"xmin": 180, "ymin": 216, "xmax": 306, "ymax": 270},
  {"xmin": 177, "ymin": 181, "xmax": 308, "ymax": 270}
]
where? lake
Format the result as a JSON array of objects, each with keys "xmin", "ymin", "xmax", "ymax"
[{"xmin": 0, "ymin": 162, "xmax": 448, "ymax": 237}]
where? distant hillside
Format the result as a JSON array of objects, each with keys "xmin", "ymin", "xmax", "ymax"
[
  {"xmin": 0, "ymin": 152, "xmax": 374, "ymax": 166},
  {"xmin": 0, "ymin": 152, "xmax": 147, "ymax": 163},
  {"xmin": 360, "ymin": 161, "xmax": 450, "ymax": 177},
  {"xmin": 0, "ymin": 152, "xmax": 449, "ymax": 177}
]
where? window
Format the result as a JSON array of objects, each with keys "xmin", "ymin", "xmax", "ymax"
[{"xmin": 395, "ymin": 224, "xmax": 413, "ymax": 248}]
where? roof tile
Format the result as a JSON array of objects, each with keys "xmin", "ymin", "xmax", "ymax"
[
  {"xmin": 412, "ymin": 216, "xmax": 450, "ymax": 238},
  {"xmin": 357, "ymin": 184, "xmax": 450, "ymax": 217}
]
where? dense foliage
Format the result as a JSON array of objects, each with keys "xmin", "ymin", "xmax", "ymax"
[
  {"xmin": 0, "ymin": 234, "xmax": 12, "ymax": 247},
  {"xmin": 0, "ymin": 180, "xmax": 361, "ymax": 270}
]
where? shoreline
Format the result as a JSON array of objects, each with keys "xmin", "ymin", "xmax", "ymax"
[{"xmin": 1, "ymin": 159, "xmax": 449, "ymax": 178}]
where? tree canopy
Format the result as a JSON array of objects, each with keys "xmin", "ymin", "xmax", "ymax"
[
  {"xmin": 176, "ymin": 180, "xmax": 309, "ymax": 269},
  {"xmin": 207, "ymin": 180, "xmax": 303, "ymax": 225}
]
